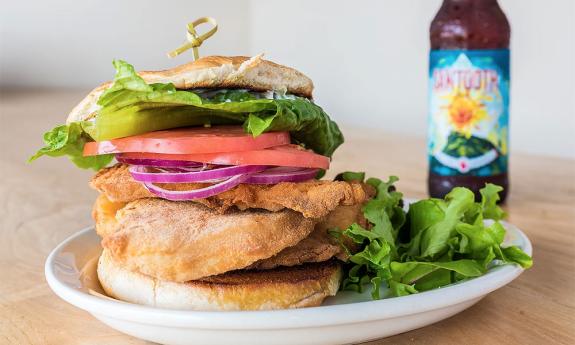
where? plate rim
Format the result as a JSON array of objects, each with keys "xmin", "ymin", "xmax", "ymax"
[{"xmin": 45, "ymin": 221, "xmax": 532, "ymax": 330}]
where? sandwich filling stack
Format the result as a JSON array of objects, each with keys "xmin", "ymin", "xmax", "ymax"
[{"xmin": 33, "ymin": 55, "xmax": 373, "ymax": 310}]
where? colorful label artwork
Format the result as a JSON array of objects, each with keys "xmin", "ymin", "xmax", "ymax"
[{"xmin": 428, "ymin": 49, "xmax": 509, "ymax": 176}]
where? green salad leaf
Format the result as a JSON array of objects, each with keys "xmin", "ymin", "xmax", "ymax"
[
  {"xmin": 331, "ymin": 175, "xmax": 405, "ymax": 299},
  {"xmin": 28, "ymin": 122, "xmax": 113, "ymax": 170},
  {"xmin": 332, "ymin": 177, "xmax": 532, "ymax": 299},
  {"xmin": 31, "ymin": 60, "xmax": 344, "ymax": 169},
  {"xmin": 415, "ymin": 187, "xmax": 476, "ymax": 259}
]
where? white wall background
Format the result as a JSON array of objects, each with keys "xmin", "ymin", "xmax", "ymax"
[
  {"xmin": 0, "ymin": 0, "xmax": 251, "ymax": 87},
  {"xmin": 1, "ymin": 0, "xmax": 574, "ymax": 159}
]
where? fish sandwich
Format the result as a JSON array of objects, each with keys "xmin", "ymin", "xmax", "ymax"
[{"xmin": 32, "ymin": 55, "xmax": 374, "ymax": 310}]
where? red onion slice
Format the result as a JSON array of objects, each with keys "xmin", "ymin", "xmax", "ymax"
[
  {"xmin": 130, "ymin": 165, "xmax": 268, "ymax": 183},
  {"xmin": 117, "ymin": 156, "xmax": 204, "ymax": 168},
  {"xmin": 245, "ymin": 167, "xmax": 319, "ymax": 184},
  {"xmin": 143, "ymin": 174, "xmax": 248, "ymax": 201},
  {"xmin": 156, "ymin": 166, "xmax": 208, "ymax": 173}
]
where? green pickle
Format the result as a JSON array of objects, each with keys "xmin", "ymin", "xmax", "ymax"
[{"xmin": 84, "ymin": 106, "xmax": 242, "ymax": 141}]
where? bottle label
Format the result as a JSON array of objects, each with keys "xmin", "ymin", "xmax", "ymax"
[{"xmin": 428, "ymin": 49, "xmax": 509, "ymax": 177}]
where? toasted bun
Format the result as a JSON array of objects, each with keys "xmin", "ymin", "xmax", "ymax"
[
  {"xmin": 97, "ymin": 250, "xmax": 342, "ymax": 311},
  {"xmin": 101, "ymin": 199, "xmax": 317, "ymax": 282},
  {"xmin": 67, "ymin": 55, "xmax": 314, "ymax": 123}
]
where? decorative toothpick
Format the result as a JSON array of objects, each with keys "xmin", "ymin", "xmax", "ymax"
[{"xmin": 167, "ymin": 17, "xmax": 218, "ymax": 60}]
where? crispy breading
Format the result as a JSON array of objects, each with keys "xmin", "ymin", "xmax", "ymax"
[
  {"xmin": 92, "ymin": 193, "xmax": 125, "ymax": 238},
  {"xmin": 101, "ymin": 199, "xmax": 317, "ymax": 282},
  {"xmin": 249, "ymin": 229, "xmax": 340, "ymax": 270},
  {"xmin": 93, "ymin": 195, "xmax": 366, "ymax": 273},
  {"xmin": 250, "ymin": 204, "xmax": 366, "ymax": 269},
  {"xmin": 91, "ymin": 164, "xmax": 373, "ymax": 219},
  {"xmin": 93, "ymin": 199, "xmax": 366, "ymax": 270},
  {"xmin": 91, "ymin": 164, "xmax": 151, "ymax": 201}
]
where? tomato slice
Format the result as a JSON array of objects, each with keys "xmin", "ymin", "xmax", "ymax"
[
  {"xmin": 83, "ymin": 126, "xmax": 290, "ymax": 156},
  {"xmin": 118, "ymin": 145, "xmax": 330, "ymax": 170}
]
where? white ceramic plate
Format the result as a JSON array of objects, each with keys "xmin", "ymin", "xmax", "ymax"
[{"xmin": 45, "ymin": 221, "xmax": 531, "ymax": 345}]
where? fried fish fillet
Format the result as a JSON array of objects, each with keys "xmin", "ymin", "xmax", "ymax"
[
  {"xmin": 92, "ymin": 193, "xmax": 125, "ymax": 238},
  {"xmin": 94, "ymin": 194, "xmax": 366, "ymax": 273},
  {"xmin": 249, "ymin": 204, "xmax": 366, "ymax": 269},
  {"xmin": 91, "ymin": 164, "xmax": 373, "ymax": 219},
  {"xmin": 102, "ymin": 198, "xmax": 318, "ymax": 282}
]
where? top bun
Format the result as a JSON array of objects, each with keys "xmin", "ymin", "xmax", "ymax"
[{"xmin": 66, "ymin": 54, "xmax": 314, "ymax": 123}]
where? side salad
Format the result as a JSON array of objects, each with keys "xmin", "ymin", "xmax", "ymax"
[{"xmin": 331, "ymin": 173, "xmax": 532, "ymax": 299}]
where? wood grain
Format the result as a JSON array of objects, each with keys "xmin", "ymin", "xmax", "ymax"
[{"xmin": 1, "ymin": 90, "xmax": 574, "ymax": 345}]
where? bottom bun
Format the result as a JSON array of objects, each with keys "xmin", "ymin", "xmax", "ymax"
[{"xmin": 97, "ymin": 250, "xmax": 342, "ymax": 311}]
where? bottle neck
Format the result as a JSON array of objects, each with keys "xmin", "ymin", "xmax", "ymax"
[
  {"xmin": 440, "ymin": 0, "xmax": 501, "ymax": 11},
  {"xmin": 431, "ymin": 0, "xmax": 509, "ymax": 50},
  {"xmin": 443, "ymin": 0, "xmax": 498, "ymax": 4}
]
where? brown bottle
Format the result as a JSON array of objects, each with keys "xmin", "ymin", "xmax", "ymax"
[{"xmin": 428, "ymin": 0, "xmax": 510, "ymax": 202}]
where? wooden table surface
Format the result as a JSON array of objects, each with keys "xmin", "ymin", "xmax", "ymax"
[{"xmin": 1, "ymin": 90, "xmax": 574, "ymax": 345}]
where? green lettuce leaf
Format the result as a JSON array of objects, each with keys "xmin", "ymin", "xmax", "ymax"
[
  {"xmin": 481, "ymin": 183, "xmax": 507, "ymax": 221},
  {"xmin": 28, "ymin": 123, "xmax": 113, "ymax": 170},
  {"xmin": 417, "ymin": 187, "xmax": 476, "ymax": 259},
  {"xmin": 501, "ymin": 246, "xmax": 533, "ymax": 269},
  {"xmin": 332, "ymin": 175, "xmax": 533, "ymax": 299},
  {"xmin": 334, "ymin": 171, "xmax": 365, "ymax": 182},
  {"xmin": 389, "ymin": 280, "xmax": 419, "ymax": 297},
  {"xmin": 389, "ymin": 259, "xmax": 485, "ymax": 293},
  {"xmin": 331, "ymin": 174, "xmax": 404, "ymax": 299}
]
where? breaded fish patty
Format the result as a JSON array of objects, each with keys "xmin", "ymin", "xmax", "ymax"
[
  {"xmin": 102, "ymin": 199, "xmax": 317, "ymax": 282},
  {"xmin": 91, "ymin": 164, "xmax": 373, "ymax": 218}
]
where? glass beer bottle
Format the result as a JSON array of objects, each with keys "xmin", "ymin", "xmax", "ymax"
[{"xmin": 428, "ymin": 0, "xmax": 510, "ymax": 202}]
